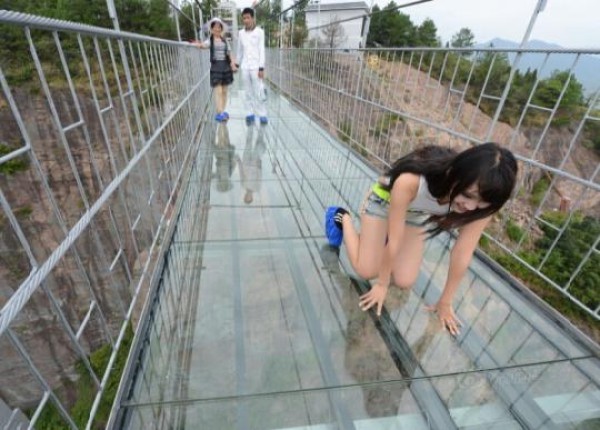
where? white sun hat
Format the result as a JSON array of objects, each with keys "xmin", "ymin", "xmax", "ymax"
[{"xmin": 206, "ymin": 17, "xmax": 228, "ymax": 32}]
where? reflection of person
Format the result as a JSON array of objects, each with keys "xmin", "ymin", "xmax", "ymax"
[
  {"xmin": 238, "ymin": 125, "xmax": 266, "ymax": 204},
  {"xmin": 342, "ymin": 278, "xmax": 441, "ymax": 418},
  {"xmin": 212, "ymin": 123, "xmax": 237, "ymax": 192},
  {"xmin": 236, "ymin": 8, "xmax": 268, "ymax": 125},
  {"xmin": 190, "ymin": 17, "xmax": 237, "ymax": 122},
  {"xmin": 320, "ymin": 243, "xmax": 442, "ymax": 419},
  {"xmin": 325, "ymin": 143, "xmax": 518, "ymax": 334}
]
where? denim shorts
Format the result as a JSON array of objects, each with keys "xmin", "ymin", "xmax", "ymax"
[
  {"xmin": 360, "ymin": 191, "xmax": 430, "ymax": 227},
  {"xmin": 361, "ymin": 191, "xmax": 390, "ymax": 219}
]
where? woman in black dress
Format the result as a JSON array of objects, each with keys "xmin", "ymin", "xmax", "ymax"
[{"xmin": 192, "ymin": 18, "xmax": 237, "ymax": 121}]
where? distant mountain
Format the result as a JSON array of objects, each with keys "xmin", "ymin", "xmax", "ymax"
[{"xmin": 476, "ymin": 38, "xmax": 600, "ymax": 95}]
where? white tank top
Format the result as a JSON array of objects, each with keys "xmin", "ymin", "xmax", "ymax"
[{"xmin": 409, "ymin": 176, "xmax": 449, "ymax": 215}]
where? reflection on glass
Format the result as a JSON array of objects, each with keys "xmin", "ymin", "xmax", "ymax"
[
  {"xmin": 239, "ymin": 124, "xmax": 265, "ymax": 204},
  {"xmin": 212, "ymin": 123, "xmax": 236, "ymax": 192},
  {"xmin": 344, "ymin": 282, "xmax": 423, "ymax": 417}
]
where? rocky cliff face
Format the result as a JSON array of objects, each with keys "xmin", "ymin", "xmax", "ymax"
[{"xmin": 0, "ymin": 88, "xmax": 153, "ymax": 408}]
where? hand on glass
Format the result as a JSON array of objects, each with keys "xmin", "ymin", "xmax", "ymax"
[
  {"xmin": 426, "ymin": 302, "xmax": 462, "ymax": 335},
  {"xmin": 358, "ymin": 283, "xmax": 388, "ymax": 317}
]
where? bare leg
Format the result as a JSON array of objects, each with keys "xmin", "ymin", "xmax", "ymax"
[
  {"xmin": 221, "ymin": 85, "xmax": 228, "ymax": 112},
  {"xmin": 215, "ymin": 85, "xmax": 225, "ymax": 113},
  {"xmin": 390, "ymin": 225, "xmax": 425, "ymax": 288},
  {"xmin": 341, "ymin": 213, "xmax": 388, "ymax": 279}
]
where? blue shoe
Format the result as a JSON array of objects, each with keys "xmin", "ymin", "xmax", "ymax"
[
  {"xmin": 325, "ymin": 206, "xmax": 344, "ymax": 247},
  {"xmin": 259, "ymin": 116, "xmax": 268, "ymax": 124},
  {"xmin": 215, "ymin": 112, "xmax": 225, "ymax": 122},
  {"xmin": 221, "ymin": 111, "xmax": 229, "ymax": 120},
  {"xmin": 245, "ymin": 114, "xmax": 255, "ymax": 123}
]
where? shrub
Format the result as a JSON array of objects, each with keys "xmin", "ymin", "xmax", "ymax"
[
  {"xmin": 530, "ymin": 175, "xmax": 551, "ymax": 207},
  {"xmin": 0, "ymin": 143, "xmax": 29, "ymax": 175},
  {"xmin": 34, "ymin": 325, "xmax": 134, "ymax": 429},
  {"xmin": 506, "ymin": 220, "xmax": 526, "ymax": 243}
]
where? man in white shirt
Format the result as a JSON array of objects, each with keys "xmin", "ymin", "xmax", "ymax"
[{"xmin": 237, "ymin": 8, "xmax": 268, "ymax": 124}]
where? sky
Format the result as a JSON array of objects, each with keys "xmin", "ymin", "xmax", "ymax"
[{"xmin": 235, "ymin": 0, "xmax": 600, "ymax": 48}]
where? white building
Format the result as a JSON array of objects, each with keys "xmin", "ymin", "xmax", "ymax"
[{"xmin": 305, "ymin": 1, "xmax": 370, "ymax": 49}]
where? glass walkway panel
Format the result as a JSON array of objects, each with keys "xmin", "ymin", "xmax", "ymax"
[
  {"xmin": 1, "ymin": 7, "xmax": 599, "ymax": 430},
  {"xmin": 116, "ymin": 83, "xmax": 600, "ymax": 429}
]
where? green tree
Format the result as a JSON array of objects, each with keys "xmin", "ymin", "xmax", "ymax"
[
  {"xmin": 0, "ymin": 22, "xmax": 27, "ymax": 70},
  {"xmin": 366, "ymin": 4, "xmax": 383, "ymax": 47},
  {"xmin": 504, "ymin": 68, "xmax": 538, "ymax": 125},
  {"xmin": 290, "ymin": 15, "xmax": 309, "ymax": 47},
  {"xmin": 469, "ymin": 51, "xmax": 511, "ymax": 112},
  {"xmin": 146, "ymin": 0, "xmax": 177, "ymax": 39},
  {"xmin": 256, "ymin": 0, "xmax": 282, "ymax": 47},
  {"xmin": 536, "ymin": 213, "xmax": 600, "ymax": 309},
  {"xmin": 415, "ymin": 18, "xmax": 439, "ymax": 47},
  {"xmin": 535, "ymin": 70, "xmax": 584, "ymax": 108},
  {"xmin": 290, "ymin": 0, "xmax": 310, "ymax": 47},
  {"xmin": 199, "ymin": 0, "xmax": 219, "ymax": 23},
  {"xmin": 63, "ymin": 0, "xmax": 111, "ymax": 27},
  {"xmin": 117, "ymin": 0, "xmax": 152, "ymax": 34},
  {"xmin": 534, "ymin": 70, "xmax": 585, "ymax": 125},
  {"xmin": 0, "ymin": 0, "xmax": 109, "ymax": 81},
  {"xmin": 179, "ymin": 1, "xmax": 203, "ymax": 40},
  {"xmin": 385, "ymin": 9, "xmax": 415, "ymax": 47},
  {"xmin": 451, "ymin": 27, "xmax": 475, "ymax": 48},
  {"xmin": 366, "ymin": 2, "xmax": 416, "ymax": 47}
]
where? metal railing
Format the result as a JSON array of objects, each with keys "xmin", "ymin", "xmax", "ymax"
[
  {"xmin": 0, "ymin": 10, "xmax": 211, "ymax": 429},
  {"xmin": 1, "ymin": 5, "xmax": 599, "ymax": 430},
  {"xmin": 267, "ymin": 46, "xmax": 600, "ymax": 320}
]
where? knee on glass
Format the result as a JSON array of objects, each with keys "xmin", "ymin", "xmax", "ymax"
[{"xmin": 392, "ymin": 272, "xmax": 416, "ymax": 289}]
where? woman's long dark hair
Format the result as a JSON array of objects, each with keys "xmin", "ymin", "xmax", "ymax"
[{"xmin": 383, "ymin": 143, "xmax": 518, "ymax": 235}]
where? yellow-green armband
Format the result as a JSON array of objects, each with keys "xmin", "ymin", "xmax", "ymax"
[{"xmin": 371, "ymin": 182, "xmax": 391, "ymax": 202}]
